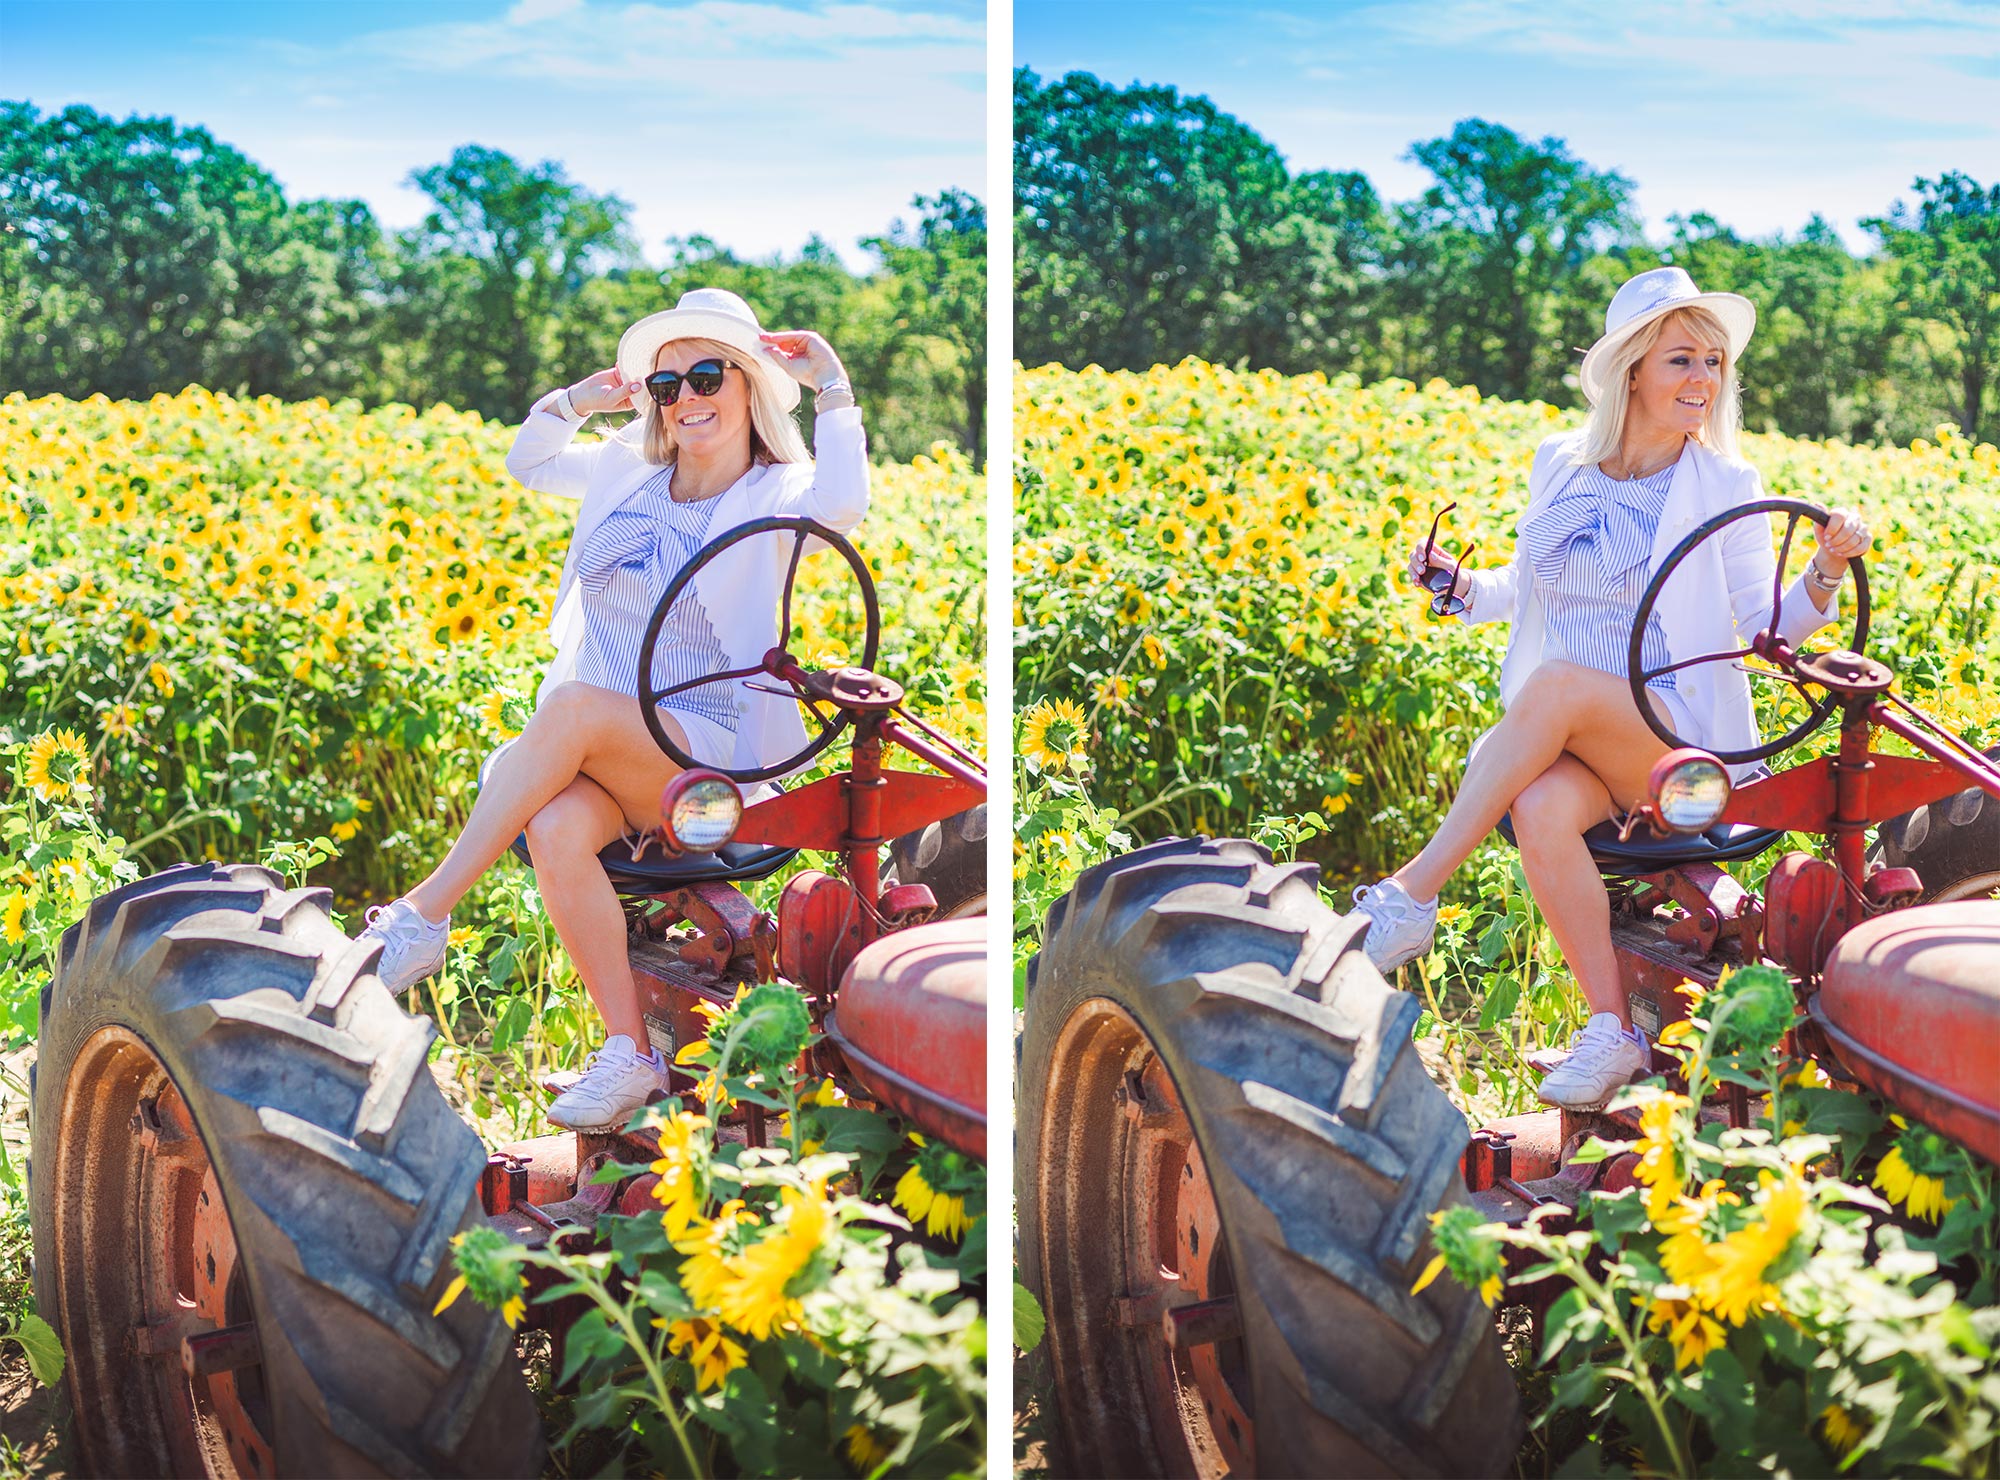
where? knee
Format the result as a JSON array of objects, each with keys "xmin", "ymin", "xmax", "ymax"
[
  {"xmin": 1517, "ymin": 659, "xmax": 1593, "ymax": 711},
  {"xmin": 1511, "ymin": 768, "xmax": 1587, "ymax": 847},
  {"xmin": 525, "ymin": 791, "xmax": 604, "ymax": 858},
  {"xmin": 530, "ymin": 681, "xmax": 603, "ymax": 734}
]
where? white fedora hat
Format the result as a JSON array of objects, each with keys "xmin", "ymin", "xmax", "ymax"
[
  {"xmin": 616, "ymin": 287, "xmax": 801, "ymax": 409},
  {"xmin": 1578, "ymin": 267, "xmax": 1756, "ymax": 405}
]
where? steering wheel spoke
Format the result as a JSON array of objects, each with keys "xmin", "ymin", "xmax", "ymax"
[
  {"xmin": 1628, "ymin": 498, "xmax": 1869, "ymax": 765},
  {"xmin": 636, "ymin": 516, "xmax": 882, "ymax": 783}
]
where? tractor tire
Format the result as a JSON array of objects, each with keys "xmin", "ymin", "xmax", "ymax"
[
  {"xmin": 1870, "ymin": 744, "xmax": 2000, "ymax": 902},
  {"xmin": 1017, "ymin": 837, "xmax": 1520, "ymax": 1479},
  {"xmin": 885, "ymin": 803, "xmax": 987, "ymax": 917},
  {"xmin": 30, "ymin": 863, "xmax": 541, "ymax": 1479}
]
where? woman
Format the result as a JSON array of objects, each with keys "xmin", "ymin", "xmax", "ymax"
[
  {"xmin": 358, "ymin": 287, "xmax": 869, "ymax": 1131},
  {"xmin": 1350, "ymin": 267, "xmax": 1871, "ymax": 1110}
]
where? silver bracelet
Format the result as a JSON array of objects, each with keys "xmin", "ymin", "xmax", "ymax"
[
  {"xmin": 1806, "ymin": 558, "xmax": 1844, "ymax": 591},
  {"xmin": 553, "ymin": 387, "xmax": 586, "ymax": 423},
  {"xmin": 814, "ymin": 380, "xmax": 854, "ymax": 413}
]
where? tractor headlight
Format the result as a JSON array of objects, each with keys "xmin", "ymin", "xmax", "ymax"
[
  {"xmin": 1649, "ymin": 749, "xmax": 1732, "ymax": 835},
  {"xmin": 661, "ymin": 771, "xmax": 743, "ymax": 854}
]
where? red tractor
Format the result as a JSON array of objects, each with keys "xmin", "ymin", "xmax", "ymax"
[
  {"xmin": 30, "ymin": 518, "xmax": 988, "ymax": 1477},
  {"xmin": 1018, "ymin": 502, "xmax": 2000, "ymax": 1477}
]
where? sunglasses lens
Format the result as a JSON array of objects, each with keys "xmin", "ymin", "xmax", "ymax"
[
  {"xmin": 685, "ymin": 360, "xmax": 727, "ymax": 397},
  {"xmin": 647, "ymin": 372, "xmax": 683, "ymax": 405}
]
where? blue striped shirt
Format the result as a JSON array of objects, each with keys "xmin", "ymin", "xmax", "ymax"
[
  {"xmin": 573, "ymin": 469, "xmax": 741, "ymax": 734},
  {"xmin": 1517, "ymin": 457, "xmax": 1680, "ymax": 695}
]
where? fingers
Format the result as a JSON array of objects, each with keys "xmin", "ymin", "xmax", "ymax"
[{"xmin": 1819, "ymin": 507, "xmax": 1872, "ymax": 559}]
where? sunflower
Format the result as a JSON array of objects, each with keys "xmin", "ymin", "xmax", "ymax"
[
  {"xmin": 1821, "ymin": 1402, "xmax": 1864, "ymax": 1455},
  {"xmin": 711, "ymin": 1180, "xmax": 831, "ymax": 1340},
  {"xmin": 1673, "ymin": 1170, "xmax": 1808, "ymax": 1325},
  {"xmin": 648, "ymin": 1107, "xmax": 711, "ymax": 1239},
  {"xmin": 843, "ymin": 1423, "xmax": 893, "ymax": 1473},
  {"xmin": 1643, "ymin": 1295, "xmax": 1726, "ymax": 1369},
  {"xmin": 1872, "ymin": 1117, "xmax": 1959, "ymax": 1222},
  {"xmin": 23, "ymin": 727, "xmax": 90, "ymax": 801},
  {"xmin": 1, "ymin": 892, "xmax": 28, "ymax": 947},
  {"xmin": 147, "ymin": 662, "xmax": 174, "ymax": 698},
  {"xmin": 1019, "ymin": 697, "xmax": 1089, "ymax": 774},
  {"xmin": 661, "ymin": 1316, "xmax": 746, "ymax": 1392},
  {"xmin": 1631, "ymin": 1092, "xmax": 1691, "ymax": 1226},
  {"xmin": 892, "ymin": 1143, "xmax": 971, "ymax": 1242}
]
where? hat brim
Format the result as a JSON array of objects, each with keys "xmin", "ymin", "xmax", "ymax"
[
  {"xmin": 1578, "ymin": 291, "xmax": 1757, "ymax": 405},
  {"xmin": 616, "ymin": 308, "xmax": 802, "ymax": 410}
]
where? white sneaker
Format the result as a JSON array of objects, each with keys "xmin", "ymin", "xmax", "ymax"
[
  {"xmin": 546, "ymin": 1035, "xmax": 669, "ymax": 1133},
  {"xmin": 358, "ymin": 898, "xmax": 449, "ymax": 994},
  {"xmin": 1526, "ymin": 1029, "xmax": 1587, "ymax": 1075},
  {"xmin": 1349, "ymin": 878, "xmax": 1438, "ymax": 973},
  {"xmin": 1536, "ymin": 1014, "xmax": 1649, "ymax": 1109}
]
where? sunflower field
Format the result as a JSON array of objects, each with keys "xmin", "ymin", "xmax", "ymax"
[{"xmin": 0, "ymin": 387, "xmax": 986, "ymax": 1471}]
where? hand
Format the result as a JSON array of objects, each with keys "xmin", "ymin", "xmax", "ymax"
[
  {"xmin": 1407, "ymin": 538, "xmax": 1471, "ymax": 602},
  {"xmin": 1812, "ymin": 506, "xmax": 1872, "ymax": 577},
  {"xmin": 758, "ymin": 330, "xmax": 846, "ymax": 391},
  {"xmin": 567, "ymin": 367, "xmax": 646, "ymax": 416}
]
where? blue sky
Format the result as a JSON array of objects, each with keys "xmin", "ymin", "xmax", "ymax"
[
  {"xmin": 1016, "ymin": 0, "xmax": 2000, "ymax": 250},
  {"xmin": 4, "ymin": 0, "xmax": 985, "ymax": 267}
]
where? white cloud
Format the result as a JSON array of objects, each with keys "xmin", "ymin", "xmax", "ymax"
[{"xmin": 505, "ymin": 0, "xmax": 586, "ymax": 24}]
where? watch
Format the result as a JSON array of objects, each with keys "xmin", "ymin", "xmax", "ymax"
[{"xmin": 553, "ymin": 387, "xmax": 584, "ymax": 423}]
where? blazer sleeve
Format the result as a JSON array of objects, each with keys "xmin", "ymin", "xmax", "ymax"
[
  {"xmin": 1717, "ymin": 464, "xmax": 1834, "ymax": 646},
  {"xmin": 1458, "ymin": 432, "xmax": 1568, "ymax": 627},
  {"xmin": 504, "ymin": 390, "xmax": 609, "ymax": 501},
  {"xmin": 787, "ymin": 406, "xmax": 871, "ymax": 533}
]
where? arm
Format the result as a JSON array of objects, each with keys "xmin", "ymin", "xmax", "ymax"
[
  {"xmin": 757, "ymin": 331, "xmax": 870, "ymax": 533},
  {"xmin": 793, "ymin": 406, "xmax": 871, "ymax": 533},
  {"xmin": 504, "ymin": 370, "xmax": 641, "ymax": 501},
  {"xmin": 1717, "ymin": 472, "xmax": 1843, "ymax": 647}
]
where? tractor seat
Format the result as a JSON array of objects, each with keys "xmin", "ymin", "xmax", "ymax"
[
  {"xmin": 477, "ymin": 744, "xmax": 798, "ymax": 894},
  {"xmin": 1496, "ymin": 812, "xmax": 1782, "ymax": 881}
]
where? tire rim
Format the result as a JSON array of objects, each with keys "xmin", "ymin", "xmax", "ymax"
[
  {"xmin": 46, "ymin": 1026, "xmax": 275, "ymax": 1477},
  {"xmin": 1033, "ymin": 999, "xmax": 1254, "ymax": 1477},
  {"xmin": 1934, "ymin": 869, "xmax": 2000, "ymax": 903}
]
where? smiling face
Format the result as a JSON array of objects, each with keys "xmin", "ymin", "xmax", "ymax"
[
  {"xmin": 1627, "ymin": 311, "xmax": 1727, "ymax": 440},
  {"xmin": 653, "ymin": 337, "xmax": 753, "ymax": 461}
]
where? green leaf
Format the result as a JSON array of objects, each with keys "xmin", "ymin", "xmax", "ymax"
[
  {"xmin": 1476, "ymin": 974, "xmax": 1520, "ymax": 1030},
  {"xmin": 9, "ymin": 1313, "xmax": 64, "ymax": 1388},
  {"xmin": 1013, "ymin": 1282, "xmax": 1047, "ymax": 1353}
]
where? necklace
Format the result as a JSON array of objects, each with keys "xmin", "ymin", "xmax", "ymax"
[{"xmin": 1601, "ymin": 442, "xmax": 1683, "ymax": 482}]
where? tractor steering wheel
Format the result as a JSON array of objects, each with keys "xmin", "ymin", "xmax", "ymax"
[
  {"xmin": 1628, "ymin": 497, "xmax": 1869, "ymax": 766},
  {"xmin": 636, "ymin": 515, "xmax": 881, "ymax": 784}
]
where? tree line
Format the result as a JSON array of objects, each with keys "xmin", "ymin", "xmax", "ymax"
[
  {"xmin": 1015, "ymin": 69, "xmax": 2000, "ymax": 447},
  {"xmin": 0, "ymin": 101, "xmax": 987, "ymax": 460}
]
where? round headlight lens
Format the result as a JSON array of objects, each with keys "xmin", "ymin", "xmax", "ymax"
[
  {"xmin": 1653, "ymin": 753, "xmax": 1731, "ymax": 834},
  {"xmin": 666, "ymin": 775, "xmax": 743, "ymax": 853}
]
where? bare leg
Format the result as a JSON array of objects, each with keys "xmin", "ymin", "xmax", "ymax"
[
  {"xmin": 1509, "ymin": 755, "xmax": 1626, "ymax": 1022},
  {"xmin": 1394, "ymin": 662, "xmax": 1671, "ymax": 902},
  {"xmin": 524, "ymin": 775, "xmax": 650, "ymax": 1046},
  {"xmin": 404, "ymin": 681, "xmax": 686, "ymax": 923}
]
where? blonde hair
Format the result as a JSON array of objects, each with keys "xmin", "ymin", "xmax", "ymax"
[
  {"xmin": 638, "ymin": 336, "xmax": 810, "ymax": 466},
  {"xmin": 1574, "ymin": 306, "xmax": 1742, "ymax": 465}
]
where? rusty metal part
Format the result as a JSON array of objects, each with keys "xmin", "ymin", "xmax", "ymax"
[
  {"xmin": 877, "ymin": 882, "xmax": 938, "ymax": 927},
  {"xmin": 1032, "ymin": 1001, "xmax": 1258, "ymax": 1478},
  {"xmin": 733, "ymin": 769, "xmax": 987, "ymax": 854},
  {"xmin": 1815, "ymin": 900, "xmax": 2000, "ymax": 1166},
  {"xmin": 1765, "ymin": 851, "xmax": 1847, "ymax": 978},
  {"xmin": 1724, "ymin": 750, "xmax": 1996, "ymax": 834},
  {"xmin": 1796, "ymin": 649, "xmax": 1894, "ymax": 695},
  {"xmin": 628, "ymin": 934, "xmax": 745, "ymax": 1095},
  {"xmin": 823, "ymin": 918, "xmax": 985, "ymax": 1158},
  {"xmin": 776, "ymin": 869, "xmax": 867, "ymax": 998},
  {"xmin": 1864, "ymin": 867, "xmax": 1924, "ymax": 910},
  {"xmin": 44, "ymin": 1027, "xmax": 275, "ymax": 1478},
  {"xmin": 799, "ymin": 665, "xmax": 904, "ymax": 711},
  {"xmin": 656, "ymin": 881, "xmax": 761, "ymax": 974},
  {"xmin": 483, "ymin": 1135, "xmax": 581, "ymax": 1215}
]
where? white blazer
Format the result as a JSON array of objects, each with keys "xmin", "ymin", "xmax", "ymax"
[
  {"xmin": 506, "ymin": 395, "xmax": 870, "ymax": 774},
  {"xmin": 1462, "ymin": 431, "xmax": 1835, "ymax": 779}
]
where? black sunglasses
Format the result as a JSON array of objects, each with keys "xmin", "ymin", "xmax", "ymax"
[
  {"xmin": 645, "ymin": 359, "xmax": 740, "ymax": 405},
  {"xmin": 1418, "ymin": 502, "xmax": 1478, "ymax": 617}
]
